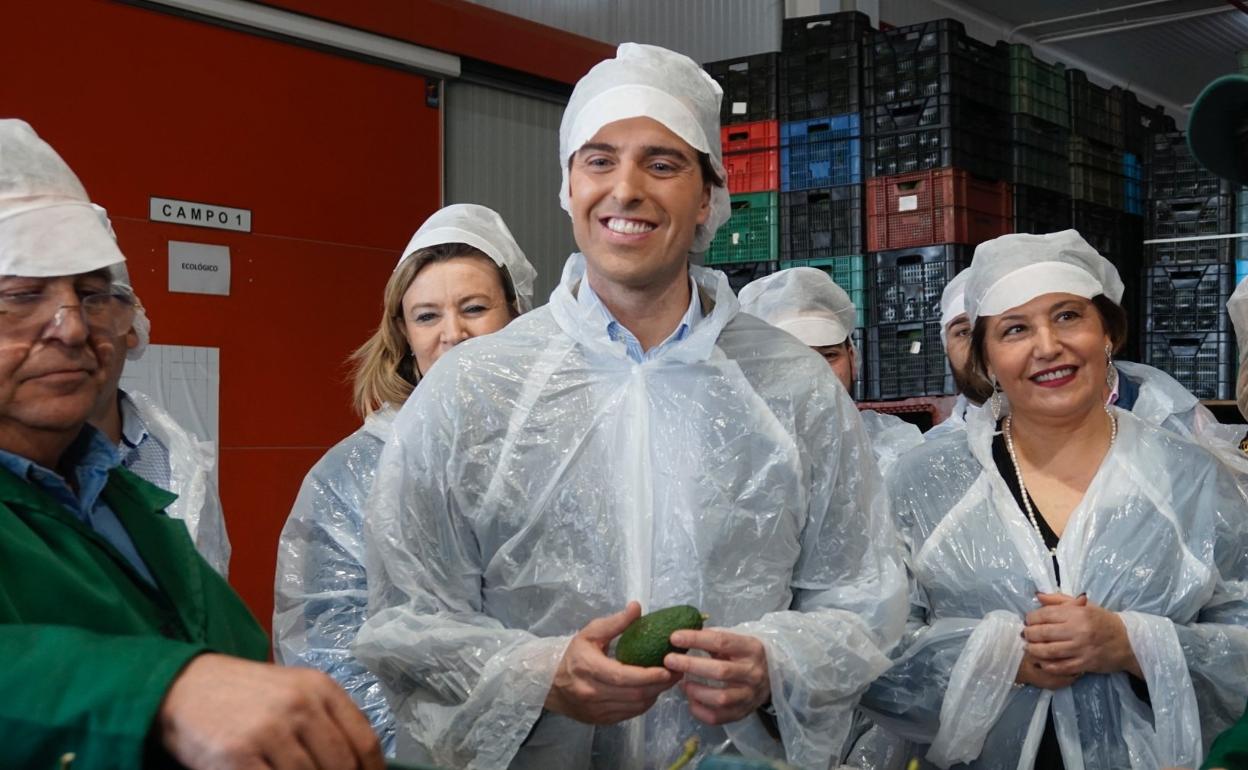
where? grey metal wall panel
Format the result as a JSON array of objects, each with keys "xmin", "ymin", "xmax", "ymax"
[
  {"xmin": 466, "ymin": 0, "xmax": 614, "ymax": 42},
  {"xmin": 614, "ymin": 0, "xmax": 782, "ymax": 61},
  {"xmin": 444, "ymin": 81, "xmax": 576, "ymax": 306},
  {"xmin": 467, "ymin": 0, "xmax": 782, "ymax": 62}
]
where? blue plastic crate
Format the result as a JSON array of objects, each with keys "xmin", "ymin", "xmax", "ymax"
[
  {"xmin": 1123, "ymin": 152, "xmax": 1144, "ymax": 215},
  {"xmin": 780, "ymin": 114, "xmax": 862, "ymax": 191},
  {"xmin": 1238, "ymin": 258, "xmax": 1248, "ymax": 288}
]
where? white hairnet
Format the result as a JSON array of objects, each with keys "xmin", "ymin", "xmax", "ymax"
[
  {"xmin": 1229, "ymin": 278, "xmax": 1248, "ymax": 418},
  {"xmin": 940, "ymin": 268, "xmax": 973, "ymax": 330},
  {"xmin": 89, "ymin": 204, "xmax": 149, "ymax": 361},
  {"xmin": 558, "ymin": 43, "xmax": 731, "ymax": 253},
  {"xmin": 0, "ymin": 119, "xmax": 124, "ymax": 278},
  {"xmin": 964, "ymin": 230, "xmax": 1125, "ymax": 323},
  {"xmin": 401, "ymin": 203, "xmax": 538, "ymax": 313},
  {"xmin": 739, "ymin": 267, "xmax": 856, "ymax": 347}
]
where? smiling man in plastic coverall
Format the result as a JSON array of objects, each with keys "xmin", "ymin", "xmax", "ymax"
[
  {"xmin": 0, "ymin": 119, "xmax": 384, "ymax": 770},
  {"xmin": 354, "ymin": 43, "xmax": 907, "ymax": 770}
]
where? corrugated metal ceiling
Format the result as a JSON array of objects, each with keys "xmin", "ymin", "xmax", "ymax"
[{"xmin": 947, "ymin": 0, "xmax": 1248, "ymax": 121}]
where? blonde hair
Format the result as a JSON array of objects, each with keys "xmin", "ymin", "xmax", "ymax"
[{"xmin": 349, "ymin": 243, "xmax": 520, "ymax": 418}]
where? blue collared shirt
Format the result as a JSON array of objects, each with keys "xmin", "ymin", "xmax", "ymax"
[
  {"xmin": 0, "ymin": 425, "xmax": 156, "ymax": 586},
  {"xmin": 578, "ymin": 273, "xmax": 704, "ymax": 363}
]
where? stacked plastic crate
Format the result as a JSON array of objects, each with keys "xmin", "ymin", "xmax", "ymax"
[
  {"xmin": 1006, "ymin": 44, "xmax": 1072, "ymax": 236},
  {"xmin": 862, "ymin": 19, "xmax": 1013, "ymax": 400},
  {"xmin": 1142, "ymin": 132, "xmax": 1238, "ymax": 400},
  {"xmin": 704, "ymin": 52, "xmax": 781, "ymax": 290},
  {"xmin": 1064, "ymin": 69, "xmax": 1154, "ymax": 359},
  {"xmin": 773, "ymin": 11, "xmax": 873, "ymax": 398}
]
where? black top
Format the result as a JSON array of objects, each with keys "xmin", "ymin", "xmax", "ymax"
[
  {"xmin": 992, "ymin": 426, "xmax": 1066, "ymax": 769},
  {"xmin": 990, "ymin": 423, "xmax": 1149, "ymax": 769}
]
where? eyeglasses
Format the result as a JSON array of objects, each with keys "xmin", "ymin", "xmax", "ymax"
[{"xmin": 0, "ymin": 289, "xmax": 137, "ymax": 342}]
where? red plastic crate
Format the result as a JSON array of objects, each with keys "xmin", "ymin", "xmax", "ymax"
[
  {"xmin": 724, "ymin": 148, "xmax": 780, "ymax": 194},
  {"xmin": 866, "ymin": 168, "xmax": 1013, "ymax": 250},
  {"xmin": 721, "ymin": 119, "xmax": 780, "ymax": 153}
]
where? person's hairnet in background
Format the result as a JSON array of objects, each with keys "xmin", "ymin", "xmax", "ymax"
[
  {"xmin": 400, "ymin": 203, "xmax": 538, "ymax": 313},
  {"xmin": 89, "ymin": 204, "xmax": 150, "ymax": 361},
  {"xmin": 964, "ymin": 230, "xmax": 1124, "ymax": 323},
  {"xmin": 939, "ymin": 268, "xmax": 972, "ymax": 337},
  {"xmin": 0, "ymin": 119, "xmax": 124, "ymax": 278},
  {"xmin": 739, "ymin": 267, "xmax": 856, "ymax": 347},
  {"xmin": 558, "ymin": 43, "xmax": 731, "ymax": 253}
]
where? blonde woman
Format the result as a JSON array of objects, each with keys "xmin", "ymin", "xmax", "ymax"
[{"xmin": 272, "ymin": 204, "xmax": 536, "ymax": 754}]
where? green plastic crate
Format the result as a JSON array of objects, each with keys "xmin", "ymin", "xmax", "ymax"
[
  {"xmin": 779, "ymin": 255, "xmax": 867, "ymax": 328},
  {"xmin": 1007, "ymin": 44, "xmax": 1069, "ymax": 128},
  {"xmin": 707, "ymin": 191, "xmax": 779, "ymax": 265},
  {"xmin": 1238, "ymin": 188, "xmax": 1248, "ymax": 260}
]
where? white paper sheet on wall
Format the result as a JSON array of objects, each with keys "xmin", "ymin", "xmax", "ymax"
[{"xmin": 120, "ymin": 344, "xmax": 220, "ymax": 444}]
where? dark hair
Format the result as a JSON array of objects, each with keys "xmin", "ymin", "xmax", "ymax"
[
  {"xmin": 698, "ymin": 152, "xmax": 725, "ymax": 187},
  {"xmin": 968, "ymin": 294, "xmax": 1128, "ymax": 385}
]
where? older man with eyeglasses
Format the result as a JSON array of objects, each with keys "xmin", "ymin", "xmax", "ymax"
[{"xmin": 0, "ymin": 120, "xmax": 383, "ymax": 770}]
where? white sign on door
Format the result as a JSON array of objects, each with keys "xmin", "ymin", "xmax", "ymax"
[
  {"xmin": 150, "ymin": 196, "xmax": 251, "ymax": 232},
  {"xmin": 168, "ymin": 241, "xmax": 231, "ymax": 296}
]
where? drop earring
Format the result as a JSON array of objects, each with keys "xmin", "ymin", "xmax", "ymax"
[{"xmin": 990, "ymin": 375, "xmax": 1002, "ymax": 423}]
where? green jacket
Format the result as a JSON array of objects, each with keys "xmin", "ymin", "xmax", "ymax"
[
  {"xmin": 1206, "ymin": 703, "xmax": 1248, "ymax": 769},
  {"xmin": 0, "ymin": 463, "xmax": 268, "ymax": 769}
]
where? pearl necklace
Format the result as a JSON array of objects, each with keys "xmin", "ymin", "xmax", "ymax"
[{"xmin": 1003, "ymin": 406, "xmax": 1117, "ymax": 555}]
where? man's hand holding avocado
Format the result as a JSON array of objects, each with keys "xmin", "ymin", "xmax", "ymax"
[
  {"xmin": 545, "ymin": 601, "xmax": 683, "ymax": 725},
  {"xmin": 546, "ymin": 602, "xmax": 771, "ymax": 727}
]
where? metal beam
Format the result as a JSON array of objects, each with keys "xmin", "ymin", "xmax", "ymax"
[{"xmin": 143, "ymin": 0, "xmax": 461, "ymax": 78}]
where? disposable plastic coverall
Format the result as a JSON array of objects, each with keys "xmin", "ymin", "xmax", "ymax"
[
  {"xmin": 356, "ymin": 253, "xmax": 907, "ymax": 770},
  {"xmin": 274, "ymin": 408, "xmax": 397, "ymax": 754},
  {"xmin": 859, "ymin": 409, "xmax": 923, "ymax": 479},
  {"xmin": 122, "ymin": 390, "xmax": 231, "ymax": 576},
  {"xmin": 1117, "ymin": 360, "xmax": 1248, "ymax": 451},
  {"xmin": 860, "ymin": 403, "xmax": 1248, "ymax": 769},
  {"xmin": 923, "ymin": 395, "xmax": 974, "ymax": 443}
]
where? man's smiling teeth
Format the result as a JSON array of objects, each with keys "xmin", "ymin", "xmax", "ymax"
[
  {"xmin": 605, "ymin": 217, "xmax": 656, "ymax": 234},
  {"xmin": 1033, "ymin": 367, "xmax": 1075, "ymax": 382}
]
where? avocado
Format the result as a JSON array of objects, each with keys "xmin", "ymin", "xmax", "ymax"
[{"xmin": 615, "ymin": 604, "xmax": 705, "ymax": 667}]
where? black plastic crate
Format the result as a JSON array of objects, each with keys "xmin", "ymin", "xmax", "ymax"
[
  {"xmin": 1142, "ymin": 330, "xmax": 1234, "ymax": 400},
  {"xmin": 1067, "ymin": 69, "xmax": 1125, "ymax": 148},
  {"xmin": 866, "ymin": 320, "xmax": 952, "ymax": 399},
  {"xmin": 1149, "ymin": 195, "xmax": 1235, "ymax": 240},
  {"xmin": 1119, "ymin": 212, "xmax": 1145, "ymax": 264},
  {"xmin": 705, "ymin": 53, "xmax": 778, "ymax": 124},
  {"xmin": 783, "ymin": 10, "xmax": 872, "ymax": 50},
  {"xmin": 1011, "ymin": 114, "xmax": 1070, "ymax": 194},
  {"xmin": 1144, "ymin": 262, "xmax": 1235, "ymax": 334},
  {"xmin": 1013, "ymin": 184, "xmax": 1072, "ymax": 234},
  {"xmin": 1148, "ymin": 132, "xmax": 1236, "ymax": 199},
  {"xmin": 719, "ymin": 260, "xmax": 780, "ymax": 295},
  {"xmin": 780, "ymin": 44, "xmax": 862, "ymax": 120},
  {"xmin": 868, "ymin": 244, "xmax": 973, "ymax": 325},
  {"xmin": 866, "ymin": 128, "xmax": 1009, "ymax": 180},
  {"xmin": 781, "ymin": 185, "xmax": 864, "ymax": 261},
  {"xmin": 1123, "ymin": 92, "xmax": 1174, "ymax": 156},
  {"xmin": 1145, "ymin": 240, "xmax": 1235, "ymax": 264},
  {"xmin": 1071, "ymin": 200, "xmax": 1125, "ymax": 258},
  {"xmin": 863, "ymin": 19, "xmax": 1007, "ymax": 110},
  {"xmin": 863, "ymin": 94, "xmax": 1009, "ymax": 179}
]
